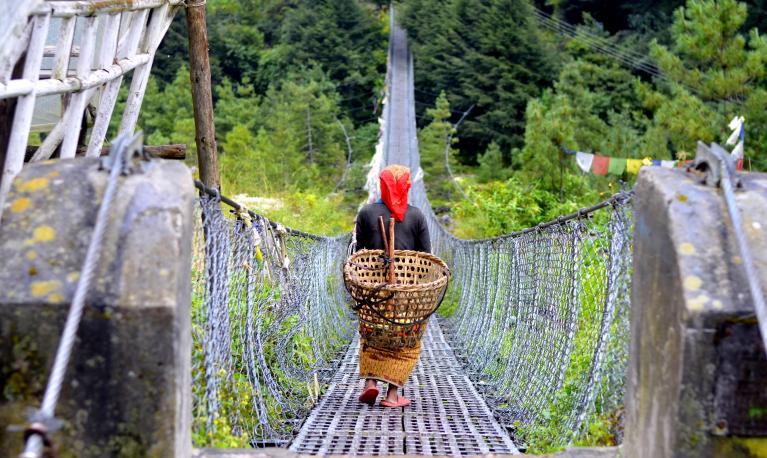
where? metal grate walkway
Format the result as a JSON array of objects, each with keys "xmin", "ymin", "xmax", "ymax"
[{"xmin": 289, "ymin": 319, "xmax": 519, "ymax": 455}]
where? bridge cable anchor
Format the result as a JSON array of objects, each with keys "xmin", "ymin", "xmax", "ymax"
[
  {"xmin": 99, "ymin": 132, "xmax": 149, "ymax": 176},
  {"xmin": 688, "ymin": 141, "xmax": 767, "ymax": 358}
]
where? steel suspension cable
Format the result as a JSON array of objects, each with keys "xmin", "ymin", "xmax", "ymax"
[{"xmin": 20, "ymin": 132, "xmax": 143, "ymax": 458}]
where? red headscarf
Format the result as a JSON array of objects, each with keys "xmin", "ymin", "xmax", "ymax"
[{"xmin": 380, "ymin": 165, "xmax": 411, "ymax": 221}]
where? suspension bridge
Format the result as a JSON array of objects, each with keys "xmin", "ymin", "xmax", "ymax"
[
  {"xmin": 191, "ymin": 10, "xmax": 632, "ymax": 456},
  {"xmin": 0, "ymin": 2, "xmax": 764, "ymax": 458}
]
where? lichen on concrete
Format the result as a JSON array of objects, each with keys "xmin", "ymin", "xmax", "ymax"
[
  {"xmin": 624, "ymin": 167, "xmax": 767, "ymax": 458},
  {"xmin": 0, "ymin": 157, "xmax": 194, "ymax": 457}
]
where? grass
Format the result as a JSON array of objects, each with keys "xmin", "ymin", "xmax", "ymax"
[{"xmin": 190, "ymin": 207, "xmax": 351, "ymax": 448}]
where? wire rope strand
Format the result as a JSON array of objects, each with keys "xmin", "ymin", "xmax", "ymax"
[
  {"xmin": 21, "ymin": 132, "xmax": 140, "ymax": 458},
  {"xmin": 720, "ymin": 158, "xmax": 767, "ymax": 356}
]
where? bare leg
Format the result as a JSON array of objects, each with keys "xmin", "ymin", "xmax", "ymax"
[
  {"xmin": 381, "ymin": 384, "xmax": 410, "ymax": 407},
  {"xmin": 386, "ymin": 383, "xmax": 411, "ymax": 403},
  {"xmin": 385, "ymin": 384, "xmax": 398, "ymax": 403},
  {"xmin": 365, "ymin": 379, "xmax": 378, "ymax": 390}
]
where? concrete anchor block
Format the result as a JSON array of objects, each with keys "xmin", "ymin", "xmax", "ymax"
[
  {"xmin": 624, "ymin": 167, "xmax": 767, "ymax": 458},
  {"xmin": 0, "ymin": 157, "xmax": 193, "ymax": 457}
]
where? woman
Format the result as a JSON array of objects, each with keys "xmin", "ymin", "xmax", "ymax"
[{"xmin": 354, "ymin": 164, "xmax": 431, "ymax": 407}]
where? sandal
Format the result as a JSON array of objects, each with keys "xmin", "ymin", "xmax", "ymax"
[
  {"xmin": 380, "ymin": 396, "xmax": 411, "ymax": 408},
  {"xmin": 358, "ymin": 387, "xmax": 379, "ymax": 406}
]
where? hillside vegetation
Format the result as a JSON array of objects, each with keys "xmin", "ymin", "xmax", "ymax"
[{"xmin": 132, "ymin": 0, "xmax": 766, "ymax": 237}]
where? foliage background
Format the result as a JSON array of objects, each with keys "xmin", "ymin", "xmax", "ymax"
[{"xmin": 127, "ymin": 0, "xmax": 766, "ymax": 238}]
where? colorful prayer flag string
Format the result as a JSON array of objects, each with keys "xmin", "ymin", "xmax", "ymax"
[
  {"xmin": 562, "ymin": 147, "xmax": 679, "ymax": 175},
  {"xmin": 563, "ymin": 135, "xmax": 746, "ymax": 176}
]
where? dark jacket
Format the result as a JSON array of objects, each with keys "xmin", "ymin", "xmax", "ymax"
[{"xmin": 355, "ymin": 203, "xmax": 431, "ymax": 253}]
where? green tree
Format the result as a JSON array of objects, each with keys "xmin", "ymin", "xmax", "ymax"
[
  {"xmin": 214, "ymin": 78, "xmax": 261, "ymax": 138},
  {"xmin": 219, "ymin": 71, "xmax": 348, "ymax": 194},
  {"xmin": 219, "ymin": 124, "xmax": 263, "ymax": 192},
  {"xmin": 516, "ymin": 28, "xmax": 646, "ymax": 193},
  {"xmin": 399, "ymin": 0, "xmax": 560, "ymax": 163},
  {"xmin": 138, "ymin": 67, "xmax": 196, "ymax": 152},
  {"xmin": 451, "ymin": 175, "xmax": 600, "ymax": 238},
  {"xmin": 648, "ymin": 0, "xmax": 767, "ymax": 166},
  {"xmin": 263, "ymin": 0, "xmax": 387, "ymax": 124},
  {"xmin": 476, "ymin": 142, "xmax": 510, "ymax": 182},
  {"xmin": 418, "ymin": 92, "xmax": 459, "ymax": 206}
]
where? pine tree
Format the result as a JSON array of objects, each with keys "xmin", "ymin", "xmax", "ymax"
[
  {"xmin": 648, "ymin": 0, "xmax": 767, "ymax": 165},
  {"xmin": 400, "ymin": 0, "xmax": 560, "ymax": 163},
  {"xmin": 476, "ymin": 142, "xmax": 510, "ymax": 182},
  {"xmin": 417, "ymin": 92, "xmax": 459, "ymax": 206}
]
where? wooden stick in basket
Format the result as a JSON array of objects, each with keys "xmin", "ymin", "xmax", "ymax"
[
  {"xmin": 388, "ymin": 217, "xmax": 395, "ymax": 284},
  {"xmin": 377, "ymin": 216, "xmax": 389, "ymax": 254}
]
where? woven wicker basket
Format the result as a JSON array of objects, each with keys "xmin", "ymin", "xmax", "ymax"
[{"xmin": 343, "ymin": 249, "xmax": 450, "ymax": 349}]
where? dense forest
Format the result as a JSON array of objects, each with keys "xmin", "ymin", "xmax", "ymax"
[{"xmin": 132, "ymin": 0, "xmax": 767, "ymax": 237}]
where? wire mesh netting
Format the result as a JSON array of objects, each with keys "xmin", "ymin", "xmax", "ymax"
[
  {"xmin": 191, "ymin": 194, "xmax": 354, "ymax": 447},
  {"xmin": 192, "ymin": 184, "xmax": 634, "ymax": 450},
  {"xmin": 413, "ymin": 181, "xmax": 634, "ymax": 448}
]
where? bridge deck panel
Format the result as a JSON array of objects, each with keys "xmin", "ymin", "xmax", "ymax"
[{"xmin": 289, "ymin": 320, "xmax": 519, "ymax": 456}]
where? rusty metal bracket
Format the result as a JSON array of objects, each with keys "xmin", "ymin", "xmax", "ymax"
[{"xmin": 19, "ymin": 419, "xmax": 59, "ymax": 458}]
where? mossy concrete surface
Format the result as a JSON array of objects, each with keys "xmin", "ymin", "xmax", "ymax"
[
  {"xmin": 0, "ymin": 158, "xmax": 194, "ymax": 457},
  {"xmin": 624, "ymin": 167, "xmax": 767, "ymax": 458}
]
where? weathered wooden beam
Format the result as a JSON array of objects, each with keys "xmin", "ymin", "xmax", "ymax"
[
  {"xmin": 0, "ymin": 53, "xmax": 152, "ymax": 100},
  {"xmin": 185, "ymin": 0, "xmax": 220, "ymax": 190},
  {"xmin": 141, "ymin": 144, "xmax": 186, "ymax": 159},
  {"xmin": 25, "ymin": 143, "xmax": 187, "ymax": 161},
  {"xmin": 0, "ymin": 13, "xmax": 50, "ymax": 221},
  {"xmin": 31, "ymin": 0, "xmax": 184, "ymax": 17},
  {"xmin": 0, "ymin": 44, "xmax": 26, "ymax": 195}
]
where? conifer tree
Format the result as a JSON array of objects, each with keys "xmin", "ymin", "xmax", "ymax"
[
  {"xmin": 399, "ymin": 0, "xmax": 559, "ymax": 163},
  {"xmin": 648, "ymin": 0, "xmax": 767, "ymax": 165},
  {"xmin": 418, "ymin": 92, "xmax": 459, "ymax": 206}
]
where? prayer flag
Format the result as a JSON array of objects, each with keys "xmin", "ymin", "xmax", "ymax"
[
  {"xmin": 731, "ymin": 141, "xmax": 744, "ymax": 159},
  {"xmin": 727, "ymin": 116, "xmax": 745, "ymax": 161},
  {"xmin": 726, "ymin": 116, "xmax": 744, "ymax": 145},
  {"xmin": 661, "ymin": 160, "xmax": 676, "ymax": 168},
  {"xmin": 591, "ymin": 155, "xmax": 609, "ymax": 175},
  {"xmin": 568, "ymin": 149, "xmax": 685, "ymax": 175},
  {"xmin": 608, "ymin": 158, "xmax": 626, "ymax": 176},
  {"xmin": 626, "ymin": 159, "xmax": 642, "ymax": 174},
  {"xmin": 575, "ymin": 152, "xmax": 594, "ymax": 173}
]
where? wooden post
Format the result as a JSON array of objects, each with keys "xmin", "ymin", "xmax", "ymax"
[
  {"xmin": 378, "ymin": 216, "xmax": 389, "ymax": 254},
  {"xmin": 388, "ymin": 217, "xmax": 395, "ymax": 284},
  {"xmin": 185, "ymin": 0, "xmax": 220, "ymax": 190}
]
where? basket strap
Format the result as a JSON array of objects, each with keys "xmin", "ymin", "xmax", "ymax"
[
  {"xmin": 352, "ymin": 282, "xmax": 394, "ymax": 312},
  {"xmin": 387, "ymin": 217, "xmax": 395, "ymax": 284}
]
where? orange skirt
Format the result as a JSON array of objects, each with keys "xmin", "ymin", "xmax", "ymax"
[{"xmin": 358, "ymin": 330, "xmax": 422, "ymax": 387}]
